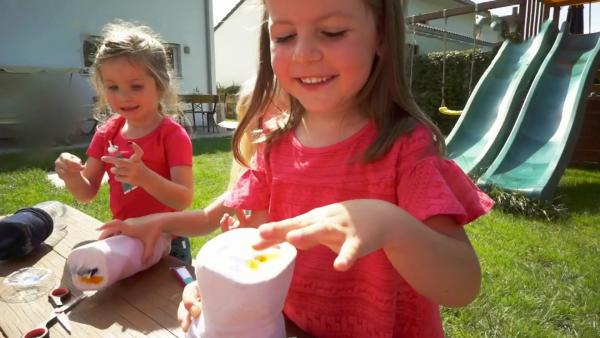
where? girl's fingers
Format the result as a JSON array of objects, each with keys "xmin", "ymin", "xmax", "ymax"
[
  {"xmin": 220, "ymin": 214, "xmax": 232, "ymax": 232},
  {"xmin": 65, "ymin": 160, "xmax": 84, "ymax": 171},
  {"xmin": 142, "ymin": 233, "xmax": 159, "ymax": 264},
  {"xmin": 98, "ymin": 229, "xmax": 117, "ymax": 240},
  {"xmin": 100, "ymin": 155, "xmax": 120, "ymax": 165},
  {"xmin": 235, "ymin": 209, "xmax": 249, "ymax": 226},
  {"xmin": 286, "ymin": 223, "xmax": 345, "ymax": 250},
  {"xmin": 129, "ymin": 142, "xmax": 144, "ymax": 162},
  {"xmin": 333, "ymin": 238, "xmax": 360, "ymax": 272},
  {"xmin": 97, "ymin": 219, "xmax": 122, "ymax": 232},
  {"xmin": 252, "ymin": 237, "xmax": 285, "ymax": 251},
  {"xmin": 257, "ymin": 217, "xmax": 306, "ymax": 240},
  {"xmin": 177, "ymin": 301, "xmax": 192, "ymax": 332},
  {"xmin": 182, "ymin": 282, "xmax": 202, "ymax": 313}
]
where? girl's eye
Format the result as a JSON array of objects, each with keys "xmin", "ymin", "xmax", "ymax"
[
  {"xmin": 273, "ymin": 34, "xmax": 295, "ymax": 43},
  {"xmin": 132, "ymin": 85, "xmax": 144, "ymax": 91},
  {"xmin": 322, "ymin": 30, "xmax": 347, "ymax": 38},
  {"xmin": 107, "ymin": 85, "xmax": 118, "ymax": 92}
]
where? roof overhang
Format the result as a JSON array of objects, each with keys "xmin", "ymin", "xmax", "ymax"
[{"xmin": 543, "ymin": 0, "xmax": 600, "ymax": 5}]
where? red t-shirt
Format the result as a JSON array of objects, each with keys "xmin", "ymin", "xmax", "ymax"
[
  {"xmin": 87, "ymin": 115, "xmax": 193, "ymax": 220},
  {"xmin": 225, "ymin": 122, "xmax": 493, "ymax": 338}
]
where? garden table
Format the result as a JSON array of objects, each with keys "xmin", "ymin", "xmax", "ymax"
[{"xmin": 0, "ymin": 204, "xmax": 311, "ymax": 338}]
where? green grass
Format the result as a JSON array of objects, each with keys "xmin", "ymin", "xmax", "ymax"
[{"xmin": 1, "ymin": 139, "xmax": 599, "ymax": 337}]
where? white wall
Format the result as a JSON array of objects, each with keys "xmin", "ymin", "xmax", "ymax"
[
  {"xmin": 0, "ymin": 0, "xmax": 215, "ymax": 94},
  {"xmin": 214, "ymin": 0, "xmax": 262, "ymax": 87}
]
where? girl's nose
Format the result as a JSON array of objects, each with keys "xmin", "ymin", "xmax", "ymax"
[
  {"xmin": 117, "ymin": 89, "xmax": 133, "ymax": 100},
  {"xmin": 292, "ymin": 37, "xmax": 322, "ymax": 64}
]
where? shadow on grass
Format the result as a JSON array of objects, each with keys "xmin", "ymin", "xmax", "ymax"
[
  {"xmin": 557, "ymin": 181, "xmax": 600, "ymax": 213},
  {"xmin": 192, "ymin": 136, "xmax": 231, "ymax": 155}
]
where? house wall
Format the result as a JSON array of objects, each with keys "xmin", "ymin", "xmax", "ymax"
[
  {"xmin": 0, "ymin": 0, "xmax": 215, "ymax": 97},
  {"xmin": 214, "ymin": 0, "xmax": 262, "ymax": 87}
]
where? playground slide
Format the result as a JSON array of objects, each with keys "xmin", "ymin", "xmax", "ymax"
[
  {"xmin": 477, "ymin": 26, "xmax": 600, "ymax": 200},
  {"xmin": 446, "ymin": 19, "xmax": 557, "ymax": 175}
]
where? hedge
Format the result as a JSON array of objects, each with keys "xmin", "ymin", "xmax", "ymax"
[{"xmin": 410, "ymin": 48, "xmax": 497, "ymax": 134}]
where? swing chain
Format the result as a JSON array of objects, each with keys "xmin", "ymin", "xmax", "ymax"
[
  {"xmin": 441, "ymin": 9, "xmax": 448, "ymax": 108},
  {"xmin": 409, "ymin": 16, "xmax": 416, "ymax": 90},
  {"xmin": 469, "ymin": 3, "xmax": 479, "ymax": 94}
]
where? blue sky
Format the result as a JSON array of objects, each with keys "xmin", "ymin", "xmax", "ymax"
[{"xmin": 214, "ymin": 1, "xmax": 599, "ymax": 33}]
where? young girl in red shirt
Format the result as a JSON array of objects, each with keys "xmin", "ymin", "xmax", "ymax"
[
  {"xmin": 100, "ymin": 1, "xmax": 493, "ymax": 336},
  {"xmin": 55, "ymin": 21, "xmax": 194, "ymax": 263}
]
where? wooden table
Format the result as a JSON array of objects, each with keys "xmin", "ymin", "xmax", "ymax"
[
  {"xmin": 0, "ymin": 204, "xmax": 313, "ymax": 338},
  {"xmin": 0, "ymin": 204, "xmax": 189, "ymax": 338}
]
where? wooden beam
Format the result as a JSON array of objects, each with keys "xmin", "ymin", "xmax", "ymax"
[
  {"xmin": 407, "ymin": 0, "xmax": 523, "ymax": 24},
  {"xmin": 543, "ymin": 0, "xmax": 600, "ymax": 6}
]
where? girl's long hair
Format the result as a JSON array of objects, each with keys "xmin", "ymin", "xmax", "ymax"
[{"xmin": 232, "ymin": 0, "xmax": 445, "ymax": 166}]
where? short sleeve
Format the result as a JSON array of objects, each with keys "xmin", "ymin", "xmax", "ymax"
[
  {"xmin": 224, "ymin": 144, "xmax": 270, "ymax": 211},
  {"xmin": 86, "ymin": 115, "xmax": 123, "ymax": 159},
  {"xmin": 397, "ymin": 125, "xmax": 493, "ymax": 225},
  {"xmin": 86, "ymin": 130, "xmax": 105, "ymax": 159},
  {"xmin": 164, "ymin": 119, "xmax": 193, "ymax": 167}
]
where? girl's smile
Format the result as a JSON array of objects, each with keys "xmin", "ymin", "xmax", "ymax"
[{"xmin": 296, "ymin": 75, "xmax": 338, "ymax": 90}]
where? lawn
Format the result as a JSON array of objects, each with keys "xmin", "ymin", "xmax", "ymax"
[{"xmin": 1, "ymin": 136, "xmax": 598, "ymax": 337}]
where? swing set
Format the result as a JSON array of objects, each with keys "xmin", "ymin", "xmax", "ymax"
[
  {"xmin": 407, "ymin": 0, "xmax": 600, "ymax": 200},
  {"xmin": 438, "ymin": 5, "xmax": 481, "ymax": 116}
]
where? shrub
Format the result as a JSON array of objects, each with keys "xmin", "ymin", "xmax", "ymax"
[{"xmin": 410, "ymin": 48, "xmax": 497, "ymax": 135}]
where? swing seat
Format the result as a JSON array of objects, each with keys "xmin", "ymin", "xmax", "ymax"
[{"xmin": 438, "ymin": 106, "xmax": 462, "ymax": 116}]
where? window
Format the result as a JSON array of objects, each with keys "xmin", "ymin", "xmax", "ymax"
[
  {"xmin": 165, "ymin": 43, "xmax": 182, "ymax": 77},
  {"xmin": 82, "ymin": 35, "xmax": 102, "ymax": 68},
  {"xmin": 81, "ymin": 36, "xmax": 182, "ymax": 77}
]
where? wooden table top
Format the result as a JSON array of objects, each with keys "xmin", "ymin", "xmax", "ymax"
[
  {"xmin": 0, "ymin": 204, "xmax": 313, "ymax": 338},
  {"xmin": 0, "ymin": 204, "xmax": 189, "ymax": 338}
]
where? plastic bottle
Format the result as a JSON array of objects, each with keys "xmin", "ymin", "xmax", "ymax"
[
  {"xmin": 33, "ymin": 201, "xmax": 66, "ymax": 219},
  {"xmin": 33, "ymin": 200, "xmax": 67, "ymax": 243}
]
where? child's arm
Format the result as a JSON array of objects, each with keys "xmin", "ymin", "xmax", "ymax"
[
  {"xmin": 97, "ymin": 192, "xmax": 234, "ymax": 262},
  {"xmin": 253, "ymin": 199, "xmax": 481, "ymax": 308},
  {"xmin": 101, "ymin": 142, "xmax": 193, "ymax": 210},
  {"xmin": 55, "ymin": 153, "xmax": 105, "ymax": 202}
]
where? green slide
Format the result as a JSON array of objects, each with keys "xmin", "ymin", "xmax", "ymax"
[
  {"xmin": 478, "ymin": 26, "xmax": 600, "ymax": 200},
  {"xmin": 446, "ymin": 19, "xmax": 557, "ymax": 175}
]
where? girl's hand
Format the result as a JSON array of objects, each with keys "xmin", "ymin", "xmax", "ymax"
[
  {"xmin": 97, "ymin": 214, "xmax": 164, "ymax": 263},
  {"xmin": 178, "ymin": 281, "xmax": 202, "ymax": 332},
  {"xmin": 253, "ymin": 200, "xmax": 391, "ymax": 271},
  {"xmin": 101, "ymin": 142, "xmax": 149, "ymax": 187},
  {"xmin": 219, "ymin": 209, "xmax": 250, "ymax": 232},
  {"xmin": 55, "ymin": 152, "xmax": 84, "ymax": 180}
]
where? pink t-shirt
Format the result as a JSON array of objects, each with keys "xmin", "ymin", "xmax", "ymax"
[
  {"xmin": 87, "ymin": 115, "xmax": 193, "ymax": 220},
  {"xmin": 225, "ymin": 122, "xmax": 493, "ymax": 338}
]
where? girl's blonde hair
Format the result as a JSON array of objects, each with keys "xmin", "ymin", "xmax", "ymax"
[
  {"xmin": 232, "ymin": 0, "xmax": 445, "ymax": 167},
  {"xmin": 91, "ymin": 20, "xmax": 180, "ymax": 121}
]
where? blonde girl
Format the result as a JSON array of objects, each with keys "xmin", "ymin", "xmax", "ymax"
[{"xmin": 55, "ymin": 20, "xmax": 194, "ymax": 263}]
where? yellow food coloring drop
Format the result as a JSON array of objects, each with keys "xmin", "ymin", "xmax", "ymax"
[{"xmin": 247, "ymin": 252, "xmax": 281, "ymax": 271}]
